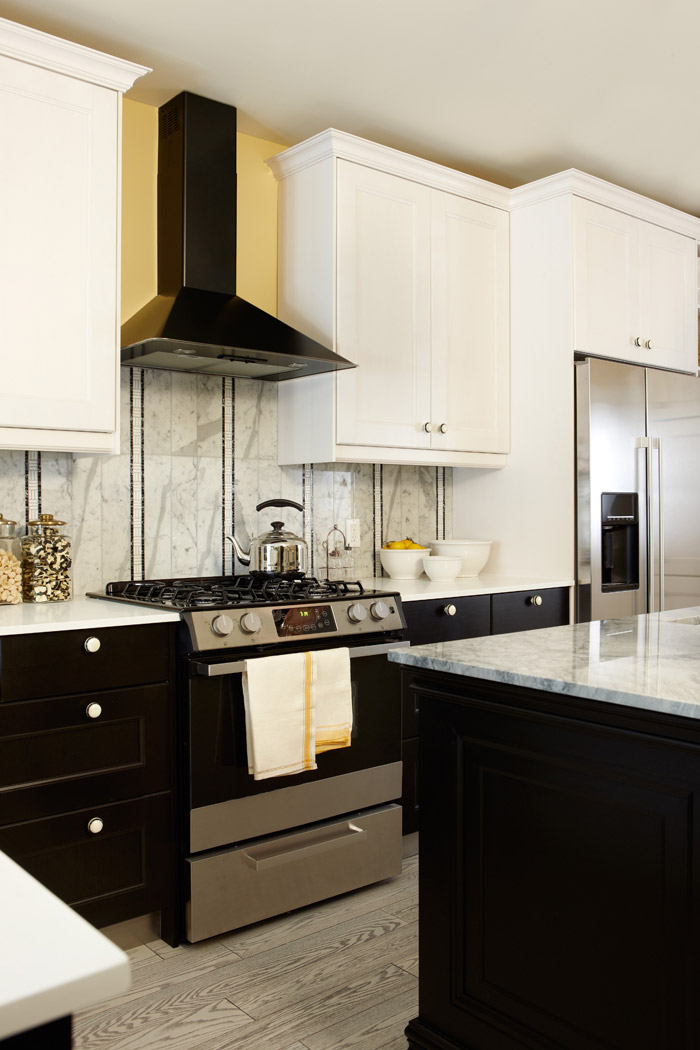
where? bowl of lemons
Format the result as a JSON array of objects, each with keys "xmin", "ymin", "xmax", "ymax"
[{"xmin": 380, "ymin": 538, "xmax": 430, "ymax": 579}]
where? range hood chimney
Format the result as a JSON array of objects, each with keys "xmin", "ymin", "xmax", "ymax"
[{"xmin": 121, "ymin": 92, "xmax": 354, "ymax": 381}]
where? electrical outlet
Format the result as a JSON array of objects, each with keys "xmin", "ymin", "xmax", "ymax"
[{"xmin": 345, "ymin": 518, "xmax": 361, "ymax": 547}]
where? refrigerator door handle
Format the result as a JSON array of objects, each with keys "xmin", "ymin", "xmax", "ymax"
[
  {"xmin": 636, "ymin": 436, "xmax": 653, "ymax": 612},
  {"xmin": 654, "ymin": 437, "xmax": 664, "ymax": 612}
]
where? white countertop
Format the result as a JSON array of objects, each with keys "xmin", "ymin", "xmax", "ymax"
[
  {"xmin": 388, "ymin": 607, "xmax": 700, "ymax": 720},
  {"xmin": 361, "ymin": 574, "xmax": 573, "ymax": 601},
  {"xmin": 0, "ymin": 851, "xmax": 130, "ymax": 1040},
  {"xmin": 0, "ymin": 597, "xmax": 180, "ymax": 636}
]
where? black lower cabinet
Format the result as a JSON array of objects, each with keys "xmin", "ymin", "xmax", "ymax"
[
  {"xmin": 406, "ymin": 669, "xmax": 700, "ymax": 1050},
  {"xmin": 399, "ymin": 588, "xmax": 569, "ymax": 835},
  {"xmin": 0, "ymin": 624, "xmax": 177, "ymax": 941},
  {"xmin": 1, "ymin": 1017, "xmax": 71, "ymax": 1049}
]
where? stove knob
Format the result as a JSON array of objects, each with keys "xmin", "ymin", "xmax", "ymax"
[
  {"xmin": 347, "ymin": 602, "xmax": 368, "ymax": 624},
  {"xmin": 370, "ymin": 600, "xmax": 389, "ymax": 621},
  {"xmin": 211, "ymin": 614, "xmax": 234, "ymax": 637},
  {"xmin": 240, "ymin": 611, "xmax": 262, "ymax": 635}
]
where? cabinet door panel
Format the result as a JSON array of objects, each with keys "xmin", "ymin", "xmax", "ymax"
[
  {"xmin": 0, "ymin": 56, "xmax": 118, "ymax": 434},
  {"xmin": 336, "ymin": 161, "xmax": 432, "ymax": 448},
  {"xmin": 574, "ymin": 197, "xmax": 640, "ymax": 364},
  {"xmin": 640, "ymin": 223, "xmax": 697, "ymax": 373},
  {"xmin": 430, "ymin": 191, "xmax": 510, "ymax": 453}
]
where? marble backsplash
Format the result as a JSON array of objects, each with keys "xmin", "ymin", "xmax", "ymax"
[{"xmin": 0, "ymin": 370, "xmax": 452, "ymax": 596}]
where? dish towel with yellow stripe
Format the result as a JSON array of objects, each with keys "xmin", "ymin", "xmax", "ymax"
[{"xmin": 242, "ymin": 648, "xmax": 352, "ymax": 780}]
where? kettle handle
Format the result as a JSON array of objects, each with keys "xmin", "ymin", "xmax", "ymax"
[{"xmin": 256, "ymin": 499, "xmax": 304, "ymax": 514}]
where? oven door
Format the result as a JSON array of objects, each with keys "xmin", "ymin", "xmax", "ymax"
[{"xmin": 185, "ymin": 637, "xmax": 406, "ymax": 854}]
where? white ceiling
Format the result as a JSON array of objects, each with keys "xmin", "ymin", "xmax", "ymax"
[{"xmin": 3, "ymin": 0, "xmax": 700, "ymax": 215}]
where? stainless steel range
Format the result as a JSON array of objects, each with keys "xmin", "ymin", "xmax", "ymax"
[{"xmin": 93, "ymin": 574, "xmax": 408, "ymax": 942}]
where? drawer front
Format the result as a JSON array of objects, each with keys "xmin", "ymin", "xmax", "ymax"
[
  {"xmin": 0, "ymin": 792, "xmax": 173, "ymax": 929},
  {"xmin": 491, "ymin": 587, "xmax": 570, "ymax": 635},
  {"xmin": 404, "ymin": 595, "xmax": 490, "ymax": 646},
  {"xmin": 0, "ymin": 623, "xmax": 172, "ymax": 701},
  {"xmin": 186, "ymin": 803, "xmax": 402, "ymax": 942},
  {"xmin": 0, "ymin": 683, "xmax": 170, "ymax": 823}
]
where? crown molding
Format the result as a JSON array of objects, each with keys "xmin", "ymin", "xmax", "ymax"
[
  {"xmin": 0, "ymin": 16, "xmax": 150, "ymax": 92},
  {"xmin": 268, "ymin": 129, "xmax": 511, "ymax": 211},
  {"xmin": 510, "ymin": 168, "xmax": 700, "ymax": 238}
]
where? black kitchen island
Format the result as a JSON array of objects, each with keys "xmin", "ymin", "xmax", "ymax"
[{"xmin": 389, "ymin": 610, "xmax": 700, "ymax": 1050}]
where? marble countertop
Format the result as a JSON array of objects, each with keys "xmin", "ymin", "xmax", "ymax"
[
  {"xmin": 0, "ymin": 850, "xmax": 130, "ymax": 1040},
  {"xmin": 0, "ymin": 597, "xmax": 180, "ymax": 636},
  {"xmin": 361, "ymin": 574, "xmax": 573, "ymax": 601},
  {"xmin": 388, "ymin": 607, "xmax": 700, "ymax": 720}
]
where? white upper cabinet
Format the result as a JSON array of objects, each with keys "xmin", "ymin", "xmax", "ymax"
[
  {"xmin": 573, "ymin": 194, "xmax": 698, "ymax": 373},
  {"xmin": 0, "ymin": 18, "xmax": 148, "ymax": 452},
  {"xmin": 269, "ymin": 131, "xmax": 510, "ymax": 467}
]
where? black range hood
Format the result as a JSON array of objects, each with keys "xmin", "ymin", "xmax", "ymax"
[{"xmin": 121, "ymin": 92, "xmax": 354, "ymax": 381}]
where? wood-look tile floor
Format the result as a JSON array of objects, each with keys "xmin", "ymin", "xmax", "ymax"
[{"xmin": 74, "ymin": 855, "xmax": 418, "ymax": 1050}]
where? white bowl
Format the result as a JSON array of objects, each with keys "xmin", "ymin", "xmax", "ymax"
[
  {"xmin": 428, "ymin": 539, "xmax": 492, "ymax": 578},
  {"xmin": 422, "ymin": 555, "xmax": 462, "ymax": 582},
  {"xmin": 379, "ymin": 547, "xmax": 429, "ymax": 579}
]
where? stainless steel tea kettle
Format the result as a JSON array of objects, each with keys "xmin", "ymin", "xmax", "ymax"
[{"xmin": 228, "ymin": 499, "xmax": 307, "ymax": 575}]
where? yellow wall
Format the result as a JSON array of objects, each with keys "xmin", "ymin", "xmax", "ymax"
[{"xmin": 120, "ymin": 98, "xmax": 285, "ymax": 321}]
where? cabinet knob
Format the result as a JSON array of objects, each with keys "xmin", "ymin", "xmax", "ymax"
[
  {"xmin": 85, "ymin": 702, "xmax": 102, "ymax": 720},
  {"xmin": 84, "ymin": 636, "xmax": 101, "ymax": 654},
  {"xmin": 423, "ymin": 422, "xmax": 433, "ymax": 433},
  {"xmin": 438, "ymin": 423, "xmax": 448, "ymax": 434},
  {"xmin": 443, "ymin": 604, "xmax": 457, "ymax": 616},
  {"xmin": 633, "ymin": 336, "xmax": 643, "ymax": 347},
  {"xmin": 529, "ymin": 594, "xmax": 543, "ymax": 606},
  {"xmin": 87, "ymin": 817, "xmax": 104, "ymax": 835},
  {"xmin": 645, "ymin": 339, "xmax": 654, "ymax": 350}
]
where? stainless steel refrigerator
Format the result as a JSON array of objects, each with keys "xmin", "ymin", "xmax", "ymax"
[{"xmin": 576, "ymin": 356, "xmax": 700, "ymax": 622}]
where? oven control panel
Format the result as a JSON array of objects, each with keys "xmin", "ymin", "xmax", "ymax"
[{"xmin": 184, "ymin": 595, "xmax": 405, "ymax": 651}]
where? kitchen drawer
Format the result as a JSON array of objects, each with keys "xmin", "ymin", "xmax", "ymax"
[
  {"xmin": 0, "ymin": 792, "xmax": 173, "ymax": 930},
  {"xmin": 0, "ymin": 683, "xmax": 170, "ymax": 823},
  {"xmin": 491, "ymin": 587, "xmax": 569, "ymax": 635},
  {"xmin": 403, "ymin": 594, "xmax": 490, "ymax": 645},
  {"xmin": 0, "ymin": 623, "xmax": 172, "ymax": 701},
  {"xmin": 186, "ymin": 803, "xmax": 402, "ymax": 942}
]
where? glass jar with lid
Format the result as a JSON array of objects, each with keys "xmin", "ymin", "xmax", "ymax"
[
  {"xmin": 21, "ymin": 513, "xmax": 72, "ymax": 603},
  {"xmin": 0, "ymin": 515, "xmax": 22, "ymax": 605}
]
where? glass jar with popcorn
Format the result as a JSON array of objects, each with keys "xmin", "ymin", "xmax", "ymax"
[
  {"xmin": 21, "ymin": 513, "xmax": 73, "ymax": 603},
  {"xmin": 0, "ymin": 515, "xmax": 22, "ymax": 605}
]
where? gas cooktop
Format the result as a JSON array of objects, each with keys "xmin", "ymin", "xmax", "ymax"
[{"xmin": 89, "ymin": 574, "xmax": 405, "ymax": 651}]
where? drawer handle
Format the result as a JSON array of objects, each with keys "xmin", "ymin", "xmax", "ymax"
[
  {"xmin": 443, "ymin": 604, "xmax": 457, "ymax": 616},
  {"xmin": 529, "ymin": 595, "xmax": 543, "ymax": 606},
  {"xmin": 87, "ymin": 817, "xmax": 104, "ymax": 835},
  {"xmin": 84, "ymin": 636, "xmax": 101, "ymax": 654},
  {"xmin": 85, "ymin": 702, "xmax": 102, "ymax": 720},
  {"xmin": 241, "ymin": 822, "xmax": 367, "ymax": 871}
]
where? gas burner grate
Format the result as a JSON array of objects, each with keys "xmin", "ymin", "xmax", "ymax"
[{"xmin": 103, "ymin": 575, "xmax": 366, "ymax": 610}]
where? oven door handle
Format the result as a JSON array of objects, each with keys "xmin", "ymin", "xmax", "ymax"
[
  {"xmin": 193, "ymin": 639, "xmax": 410, "ymax": 677},
  {"xmin": 240, "ymin": 821, "xmax": 367, "ymax": 871}
]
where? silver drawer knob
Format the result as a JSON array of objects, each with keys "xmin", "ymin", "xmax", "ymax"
[
  {"xmin": 439, "ymin": 423, "xmax": 448, "ymax": 433},
  {"xmin": 645, "ymin": 339, "xmax": 654, "ymax": 350},
  {"xmin": 443, "ymin": 604, "xmax": 457, "ymax": 616},
  {"xmin": 423, "ymin": 422, "xmax": 433, "ymax": 433},
  {"xmin": 85, "ymin": 702, "xmax": 102, "ymax": 720},
  {"xmin": 87, "ymin": 817, "xmax": 104, "ymax": 835},
  {"xmin": 529, "ymin": 594, "xmax": 543, "ymax": 606},
  {"xmin": 634, "ymin": 336, "xmax": 643, "ymax": 347},
  {"xmin": 84, "ymin": 636, "xmax": 101, "ymax": 653}
]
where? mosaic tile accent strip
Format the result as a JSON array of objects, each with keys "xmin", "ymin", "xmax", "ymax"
[
  {"xmin": 129, "ymin": 369, "xmax": 145, "ymax": 580},
  {"xmin": 25, "ymin": 451, "xmax": 40, "ymax": 522},
  {"xmin": 222, "ymin": 378, "xmax": 235, "ymax": 575},
  {"xmin": 436, "ymin": 467, "xmax": 446, "ymax": 541},
  {"xmin": 373, "ymin": 464, "xmax": 383, "ymax": 577},
  {"xmin": 303, "ymin": 464, "xmax": 314, "ymax": 576}
]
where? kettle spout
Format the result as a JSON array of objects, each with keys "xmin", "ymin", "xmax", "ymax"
[{"xmin": 226, "ymin": 534, "xmax": 250, "ymax": 566}]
